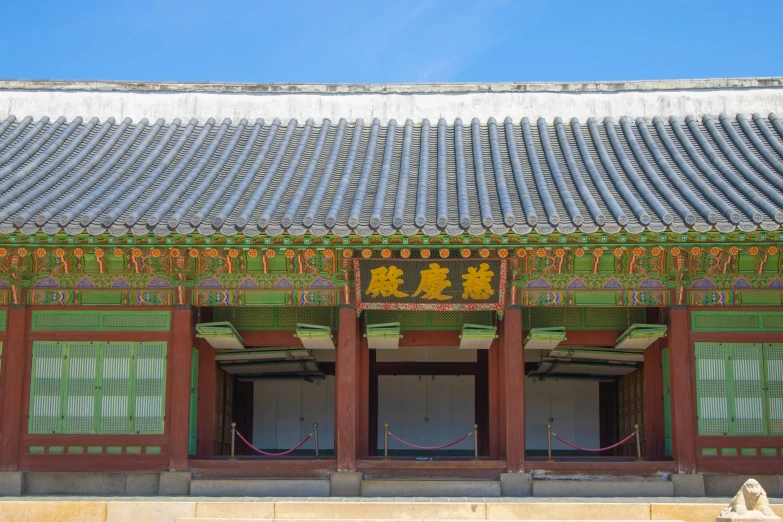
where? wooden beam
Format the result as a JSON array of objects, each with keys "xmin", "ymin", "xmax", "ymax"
[
  {"xmin": 373, "ymin": 362, "xmax": 478, "ymax": 375},
  {"xmin": 559, "ymin": 329, "xmax": 622, "ymax": 347},
  {"xmin": 399, "ymin": 330, "xmax": 461, "ymax": 347},
  {"xmin": 169, "ymin": 306, "xmax": 194, "ymax": 470},
  {"xmin": 669, "ymin": 307, "xmax": 696, "ymax": 473},
  {"xmin": 237, "ymin": 330, "xmax": 302, "ymax": 347},
  {"xmin": 0, "ymin": 306, "xmax": 28, "ymax": 471},
  {"xmin": 501, "ymin": 306, "xmax": 525, "ymax": 472},
  {"xmin": 335, "ymin": 305, "xmax": 359, "ymax": 471}
]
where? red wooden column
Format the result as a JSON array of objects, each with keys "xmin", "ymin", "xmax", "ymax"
[
  {"xmin": 644, "ymin": 338, "xmax": 665, "ymax": 460},
  {"xmin": 487, "ymin": 337, "xmax": 501, "ymax": 459},
  {"xmin": 195, "ymin": 338, "xmax": 216, "ymax": 458},
  {"xmin": 335, "ymin": 304, "xmax": 360, "ymax": 470},
  {"xmin": 668, "ymin": 307, "xmax": 696, "ymax": 473},
  {"xmin": 0, "ymin": 305, "xmax": 29, "ymax": 471},
  {"xmin": 501, "ymin": 306, "xmax": 525, "ymax": 472},
  {"xmin": 169, "ymin": 306, "xmax": 195, "ymax": 470},
  {"xmin": 357, "ymin": 323, "xmax": 370, "ymax": 459}
]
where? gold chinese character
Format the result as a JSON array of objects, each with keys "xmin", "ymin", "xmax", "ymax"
[
  {"xmin": 365, "ymin": 265, "xmax": 409, "ymax": 298},
  {"xmin": 413, "ymin": 263, "xmax": 452, "ymax": 300},
  {"xmin": 462, "ymin": 263, "xmax": 495, "ymax": 300}
]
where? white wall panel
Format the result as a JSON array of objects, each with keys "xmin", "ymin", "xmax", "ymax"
[
  {"xmin": 524, "ymin": 377, "xmax": 600, "ymax": 451},
  {"xmin": 252, "ymin": 376, "xmax": 335, "ymax": 450}
]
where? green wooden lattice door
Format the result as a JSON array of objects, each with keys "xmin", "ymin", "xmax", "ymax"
[{"xmin": 189, "ymin": 347, "xmax": 198, "ymax": 456}]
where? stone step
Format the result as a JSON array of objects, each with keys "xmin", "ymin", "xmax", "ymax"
[
  {"xmin": 178, "ymin": 519, "xmax": 685, "ymax": 522},
  {"xmin": 360, "ymin": 479, "xmax": 500, "ymax": 497},
  {"xmin": 532, "ymin": 479, "xmax": 674, "ymax": 497},
  {"xmin": 190, "ymin": 478, "xmax": 330, "ymax": 497}
]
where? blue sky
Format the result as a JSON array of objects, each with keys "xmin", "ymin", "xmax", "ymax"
[{"xmin": 2, "ymin": 0, "xmax": 781, "ymax": 83}]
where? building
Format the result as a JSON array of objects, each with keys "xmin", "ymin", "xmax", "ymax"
[{"xmin": 0, "ymin": 78, "xmax": 781, "ymax": 497}]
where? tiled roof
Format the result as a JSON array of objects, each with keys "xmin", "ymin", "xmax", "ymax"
[{"xmin": 1, "ymin": 113, "xmax": 783, "ymax": 238}]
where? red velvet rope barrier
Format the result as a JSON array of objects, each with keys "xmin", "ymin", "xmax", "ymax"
[
  {"xmin": 235, "ymin": 430, "xmax": 312, "ymax": 456},
  {"xmin": 388, "ymin": 431, "xmax": 472, "ymax": 450},
  {"xmin": 552, "ymin": 431, "xmax": 635, "ymax": 452}
]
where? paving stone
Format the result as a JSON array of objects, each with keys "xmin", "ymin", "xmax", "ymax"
[
  {"xmin": 500, "ymin": 473, "xmax": 532, "ymax": 497},
  {"xmin": 487, "ymin": 501, "xmax": 651, "ymax": 520},
  {"xmin": 195, "ymin": 501, "xmax": 275, "ymax": 519},
  {"xmin": 671, "ymin": 474, "xmax": 705, "ymax": 497},
  {"xmin": 190, "ymin": 479, "xmax": 329, "ymax": 497},
  {"xmin": 159, "ymin": 472, "xmax": 192, "ymax": 496},
  {"xmin": 703, "ymin": 474, "xmax": 780, "ymax": 498},
  {"xmin": 106, "ymin": 500, "xmax": 195, "ymax": 522},
  {"xmin": 360, "ymin": 480, "xmax": 500, "ymax": 498},
  {"xmin": 532, "ymin": 480, "xmax": 673, "ymax": 498},
  {"xmin": 0, "ymin": 500, "xmax": 107, "ymax": 522},
  {"xmin": 274, "ymin": 501, "xmax": 487, "ymax": 520},
  {"xmin": 126, "ymin": 473, "xmax": 160, "ymax": 496},
  {"xmin": 24, "ymin": 472, "xmax": 126, "ymax": 495},
  {"xmin": 330, "ymin": 472, "xmax": 362, "ymax": 497},
  {"xmin": 0, "ymin": 472, "xmax": 23, "ymax": 497}
]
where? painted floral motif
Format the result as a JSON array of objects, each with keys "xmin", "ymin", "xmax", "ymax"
[
  {"xmin": 324, "ymin": 249, "xmax": 334, "ymax": 258},
  {"xmin": 536, "ymin": 248, "xmax": 547, "ymax": 258},
  {"xmin": 460, "ymin": 248, "xmax": 471, "ymax": 258},
  {"xmin": 361, "ymin": 249, "xmax": 372, "ymax": 259},
  {"xmin": 17, "ymin": 248, "xmax": 27, "ymax": 257},
  {"xmin": 516, "ymin": 249, "xmax": 526, "ymax": 258},
  {"xmin": 248, "ymin": 249, "xmax": 258, "ymax": 258},
  {"xmin": 498, "ymin": 248, "xmax": 508, "ymax": 258},
  {"xmin": 749, "ymin": 246, "xmax": 759, "ymax": 256},
  {"xmin": 150, "ymin": 248, "xmax": 162, "ymax": 258},
  {"xmin": 671, "ymin": 247, "xmax": 681, "ymax": 256},
  {"xmin": 36, "ymin": 248, "xmax": 46, "ymax": 257},
  {"xmin": 479, "ymin": 248, "xmax": 490, "ymax": 258},
  {"xmin": 305, "ymin": 249, "xmax": 315, "ymax": 258},
  {"xmin": 266, "ymin": 249, "xmax": 276, "ymax": 258},
  {"xmin": 652, "ymin": 247, "xmax": 662, "ymax": 256},
  {"xmin": 189, "ymin": 248, "xmax": 199, "ymax": 258},
  {"xmin": 613, "ymin": 248, "xmax": 623, "ymax": 258},
  {"xmin": 439, "ymin": 248, "xmax": 449, "ymax": 258},
  {"xmin": 691, "ymin": 246, "xmax": 702, "ymax": 256},
  {"xmin": 420, "ymin": 249, "xmax": 431, "ymax": 259},
  {"xmin": 400, "ymin": 248, "xmax": 411, "ymax": 259},
  {"xmin": 593, "ymin": 248, "xmax": 603, "ymax": 257},
  {"xmin": 170, "ymin": 248, "xmax": 180, "ymax": 257},
  {"xmin": 0, "ymin": 248, "xmax": 6, "ymax": 257},
  {"xmin": 343, "ymin": 249, "xmax": 353, "ymax": 258},
  {"xmin": 381, "ymin": 249, "xmax": 391, "ymax": 259},
  {"xmin": 228, "ymin": 249, "xmax": 239, "ymax": 258},
  {"xmin": 769, "ymin": 246, "xmax": 778, "ymax": 256},
  {"xmin": 555, "ymin": 248, "xmax": 565, "ymax": 258},
  {"xmin": 729, "ymin": 246, "xmax": 739, "ymax": 256},
  {"xmin": 575, "ymin": 248, "xmax": 585, "ymax": 257}
]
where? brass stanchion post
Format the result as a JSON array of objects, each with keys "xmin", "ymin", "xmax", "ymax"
[
  {"xmin": 546, "ymin": 424, "xmax": 554, "ymax": 462},
  {"xmin": 634, "ymin": 423, "xmax": 643, "ymax": 461},
  {"xmin": 313, "ymin": 423, "xmax": 320, "ymax": 459},
  {"xmin": 383, "ymin": 423, "xmax": 389, "ymax": 460},
  {"xmin": 230, "ymin": 422, "xmax": 236, "ymax": 459},
  {"xmin": 473, "ymin": 424, "xmax": 479, "ymax": 460}
]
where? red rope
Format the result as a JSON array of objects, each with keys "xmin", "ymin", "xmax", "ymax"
[
  {"xmin": 552, "ymin": 431, "xmax": 635, "ymax": 452},
  {"xmin": 235, "ymin": 431, "xmax": 312, "ymax": 456},
  {"xmin": 388, "ymin": 431, "xmax": 472, "ymax": 450}
]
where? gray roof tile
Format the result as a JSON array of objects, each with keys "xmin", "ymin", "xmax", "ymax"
[{"xmin": 1, "ymin": 113, "xmax": 783, "ymax": 237}]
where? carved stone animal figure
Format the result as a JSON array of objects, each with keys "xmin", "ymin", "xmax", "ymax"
[{"xmin": 720, "ymin": 479, "xmax": 776, "ymax": 518}]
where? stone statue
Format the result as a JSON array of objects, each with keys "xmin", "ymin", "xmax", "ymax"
[{"xmin": 718, "ymin": 479, "xmax": 780, "ymax": 521}]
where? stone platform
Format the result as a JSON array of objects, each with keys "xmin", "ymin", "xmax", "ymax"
[{"xmin": 0, "ymin": 497, "xmax": 781, "ymax": 522}]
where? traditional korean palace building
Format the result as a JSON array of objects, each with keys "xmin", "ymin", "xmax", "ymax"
[{"xmin": 0, "ymin": 78, "xmax": 782, "ymax": 497}]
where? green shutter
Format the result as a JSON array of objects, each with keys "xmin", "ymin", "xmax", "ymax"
[
  {"xmin": 99, "ymin": 342, "xmax": 135, "ymax": 434},
  {"xmin": 728, "ymin": 343, "xmax": 767, "ymax": 435},
  {"xmin": 63, "ymin": 342, "xmax": 99, "ymax": 434},
  {"xmin": 764, "ymin": 344, "xmax": 783, "ymax": 435},
  {"xmin": 188, "ymin": 347, "xmax": 199, "ymax": 456},
  {"xmin": 29, "ymin": 342, "xmax": 67, "ymax": 434},
  {"xmin": 695, "ymin": 343, "xmax": 730, "ymax": 435},
  {"xmin": 133, "ymin": 342, "xmax": 167, "ymax": 434},
  {"xmin": 662, "ymin": 347, "xmax": 672, "ymax": 458}
]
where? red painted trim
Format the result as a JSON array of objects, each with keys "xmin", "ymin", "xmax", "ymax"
[
  {"xmin": 399, "ymin": 330, "xmax": 461, "ymax": 346},
  {"xmin": 169, "ymin": 308, "xmax": 194, "ymax": 470},
  {"xmin": 237, "ymin": 330, "xmax": 303, "ymax": 347},
  {"xmin": 524, "ymin": 458, "xmax": 676, "ymax": 473},
  {"xmin": 695, "ymin": 456, "xmax": 783, "ymax": 474},
  {"xmin": 0, "ymin": 307, "xmax": 29, "ymax": 470},
  {"xmin": 559, "ymin": 329, "xmax": 623, "ymax": 347},
  {"xmin": 196, "ymin": 338, "xmax": 216, "ymax": 458},
  {"xmin": 669, "ymin": 308, "xmax": 696, "ymax": 473},
  {"xmin": 501, "ymin": 309, "xmax": 525, "ymax": 472},
  {"xmin": 335, "ymin": 307, "xmax": 358, "ymax": 471}
]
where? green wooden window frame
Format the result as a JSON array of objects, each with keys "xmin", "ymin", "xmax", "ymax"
[
  {"xmin": 0, "ymin": 310, "xmax": 6, "ymax": 331},
  {"xmin": 691, "ymin": 311, "xmax": 783, "ymax": 332},
  {"xmin": 29, "ymin": 341, "xmax": 167, "ymax": 435},
  {"xmin": 31, "ymin": 311, "xmax": 171, "ymax": 331},
  {"xmin": 695, "ymin": 342, "xmax": 783, "ymax": 436}
]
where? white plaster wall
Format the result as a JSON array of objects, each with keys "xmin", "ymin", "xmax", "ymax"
[
  {"xmin": 524, "ymin": 377, "xmax": 600, "ymax": 451},
  {"xmin": 377, "ymin": 375, "xmax": 475, "ymax": 452},
  {"xmin": 252, "ymin": 377, "xmax": 334, "ymax": 450},
  {"xmin": 3, "ymin": 88, "xmax": 783, "ymax": 123}
]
